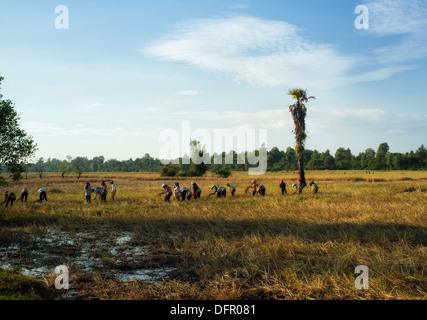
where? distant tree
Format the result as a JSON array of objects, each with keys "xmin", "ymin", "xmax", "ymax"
[
  {"xmin": 72, "ymin": 157, "xmax": 89, "ymax": 179},
  {"xmin": 335, "ymin": 148, "xmax": 353, "ymax": 170},
  {"xmin": 189, "ymin": 140, "xmax": 207, "ymax": 176},
  {"xmin": 288, "ymin": 88, "xmax": 315, "ymax": 193},
  {"xmin": 0, "ymin": 76, "xmax": 37, "ymax": 170},
  {"xmin": 375, "ymin": 142, "xmax": 390, "ymax": 169},
  {"xmin": 59, "ymin": 160, "xmax": 70, "ymax": 178},
  {"xmin": 364, "ymin": 148, "xmax": 376, "ymax": 169},
  {"xmin": 33, "ymin": 157, "xmax": 45, "ymax": 179}
]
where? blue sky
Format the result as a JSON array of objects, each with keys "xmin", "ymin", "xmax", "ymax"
[{"xmin": 0, "ymin": 0, "xmax": 426, "ymax": 161}]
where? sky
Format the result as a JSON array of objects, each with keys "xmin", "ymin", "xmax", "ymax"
[{"xmin": 0, "ymin": 0, "xmax": 426, "ymax": 161}]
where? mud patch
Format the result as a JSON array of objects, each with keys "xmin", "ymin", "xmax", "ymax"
[{"xmin": 0, "ymin": 226, "xmax": 175, "ymax": 289}]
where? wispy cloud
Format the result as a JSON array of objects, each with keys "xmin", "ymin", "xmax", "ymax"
[
  {"xmin": 363, "ymin": 0, "xmax": 427, "ymax": 63},
  {"xmin": 144, "ymin": 15, "xmax": 420, "ymax": 89},
  {"xmin": 144, "ymin": 16, "xmax": 362, "ymax": 89}
]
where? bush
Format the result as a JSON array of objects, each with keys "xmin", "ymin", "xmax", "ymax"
[
  {"xmin": 160, "ymin": 165, "xmax": 179, "ymax": 177},
  {"xmin": 216, "ymin": 168, "xmax": 232, "ymax": 178}
]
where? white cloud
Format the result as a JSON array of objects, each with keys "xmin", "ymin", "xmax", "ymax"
[
  {"xmin": 363, "ymin": 0, "xmax": 427, "ymax": 63},
  {"xmin": 144, "ymin": 16, "xmax": 362, "ymax": 89},
  {"xmin": 144, "ymin": 15, "xmax": 422, "ymax": 89}
]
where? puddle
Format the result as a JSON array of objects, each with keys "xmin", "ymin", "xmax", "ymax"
[{"xmin": 0, "ymin": 227, "xmax": 175, "ymax": 298}]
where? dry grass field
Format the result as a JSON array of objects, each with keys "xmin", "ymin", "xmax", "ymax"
[{"xmin": 0, "ymin": 170, "xmax": 426, "ymax": 300}]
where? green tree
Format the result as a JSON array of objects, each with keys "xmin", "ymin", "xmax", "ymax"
[
  {"xmin": 375, "ymin": 142, "xmax": 390, "ymax": 169},
  {"xmin": 189, "ymin": 140, "xmax": 207, "ymax": 176},
  {"xmin": 0, "ymin": 76, "xmax": 37, "ymax": 170},
  {"xmin": 71, "ymin": 157, "xmax": 90, "ymax": 179},
  {"xmin": 335, "ymin": 148, "xmax": 353, "ymax": 170},
  {"xmin": 33, "ymin": 157, "xmax": 45, "ymax": 179},
  {"xmin": 288, "ymin": 88, "xmax": 315, "ymax": 193}
]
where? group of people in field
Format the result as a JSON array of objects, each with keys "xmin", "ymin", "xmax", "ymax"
[
  {"xmin": 2, "ymin": 178, "xmax": 319, "ymax": 207},
  {"xmin": 160, "ymin": 179, "xmax": 319, "ymax": 203},
  {"xmin": 84, "ymin": 180, "xmax": 117, "ymax": 203},
  {"xmin": 1, "ymin": 188, "xmax": 48, "ymax": 207},
  {"xmin": 1, "ymin": 180, "xmax": 117, "ymax": 207}
]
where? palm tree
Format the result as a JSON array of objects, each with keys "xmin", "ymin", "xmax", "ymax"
[{"xmin": 288, "ymin": 88, "xmax": 315, "ymax": 194}]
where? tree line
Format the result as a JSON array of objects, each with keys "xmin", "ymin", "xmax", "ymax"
[{"xmin": 3, "ymin": 142, "xmax": 424, "ymax": 181}]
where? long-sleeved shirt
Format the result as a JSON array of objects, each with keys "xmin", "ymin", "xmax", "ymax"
[
  {"xmin": 227, "ymin": 184, "xmax": 236, "ymax": 191},
  {"xmin": 85, "ymin": 186, "xmax": 93, "ymax": 196}
]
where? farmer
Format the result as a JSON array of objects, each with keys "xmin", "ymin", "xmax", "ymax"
[
  {"xmin": 101, "ymin": 181, "xmax": 108, "ymax": 201},
  {"xmin": 110, "ymin": 180, "xmax": 117, "ymax": 200},
  {"xmin": 280, "ymin": 180, "xmax": 287, "ymax": 195},
  {"xmin": 291, "ymin": 183, "xmax": 300, "ymax": 193},
  {"xmin": 111, "ymin": 181, "xmax": 117, "ymax": 200},
  {"xmin": 191, "ymin": 181, "xmax": 202, "ymax": 199},
  {"xmin": 309, "ymin": 181, "xmax": 319, "ymax": 194},
  {"xmin": 162, "ymin": 184, "xmax": 173, "ymax": 202},
  {"xmin": 183, "ymin": 186, "xmax": 193, "ymax": 200},
  {"xmin": 85, "ymin": 182, "xmax": 92, "ymax": 203},
  {"xmin": 257, "ymin": 184, "xmax": 266, "ymax": 196},
  {"xmin": 37, "ymin": 188, "xmax": 48, "ymax": 202},
  {"xmin": 2, "ymin": 191, "xmax": 16, "ymax": 207},
  {"xmin": 174, "ymin": 182, "xmax": 182, "ymax": 201},
  {"xmin": 226, "ymin": 183, "xmax": 236, "ymax": 196},
  {"xmin": 211, "ymin": 185, "xmax": 226, "ymax": 197},
  {"xmin": 21, "ymin": 188, "xmax": 29, "ymax": 203},
  {"xmin": 252, "ymin": 180, "xmax": 258, "ymax": 196}
]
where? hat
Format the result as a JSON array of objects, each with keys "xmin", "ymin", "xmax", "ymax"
[
  {"xmin": 292, "ymin": 184, "xmax": 296, "ymax": 187},
  {"xmin": 162, "ymin": 184, "xmax": 166, "ymax": 187}
]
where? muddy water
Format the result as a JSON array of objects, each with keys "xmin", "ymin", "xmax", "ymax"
[{"xmin": 0, "ymin": 227, "xmax": 173, "ymax": 286}]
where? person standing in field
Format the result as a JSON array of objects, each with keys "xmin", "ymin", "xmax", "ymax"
[
  {"xmin": 309, "ymin": 181, "xmax": 319, "ymax": 194},
  {"xmin": 38, "ymin": 188, "xmax": 48, "ymax": 202},
  {"xmin": 280, "ymin": 180, "xmax": 287, "ymax": 195},
  {"xmin": 21, "ymin": 188, "xmax": 29, "ymax": 203},
  {"xmin": 226, "ymin": 183, "xmax": 236, "ymax": 196},
  {"xmin": 2, "ymin": 191, "xmax": 16, "ymax": 207},
  {"xmin": 162, "ymin": 184, "xmax": 173, "ymax": 202},
  {"xmin": 191, "ymin": 181, "xmax": 202, "ymax": 199},
  {"xmin": 85, "ymin": 182, "xmax": 92, "ymax": 203},
  {"xmin": 101, "ymin": 181, "xmax": 108, "ymax": 201},
  {"xmin": 111, "ymin": 181, "xmax": 117, "ymax": 200}
]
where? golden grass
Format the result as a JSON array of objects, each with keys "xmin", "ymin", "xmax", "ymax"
[{"xmin": 0, "ymin": 170, "xmax": 426, "ymax": 300}]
